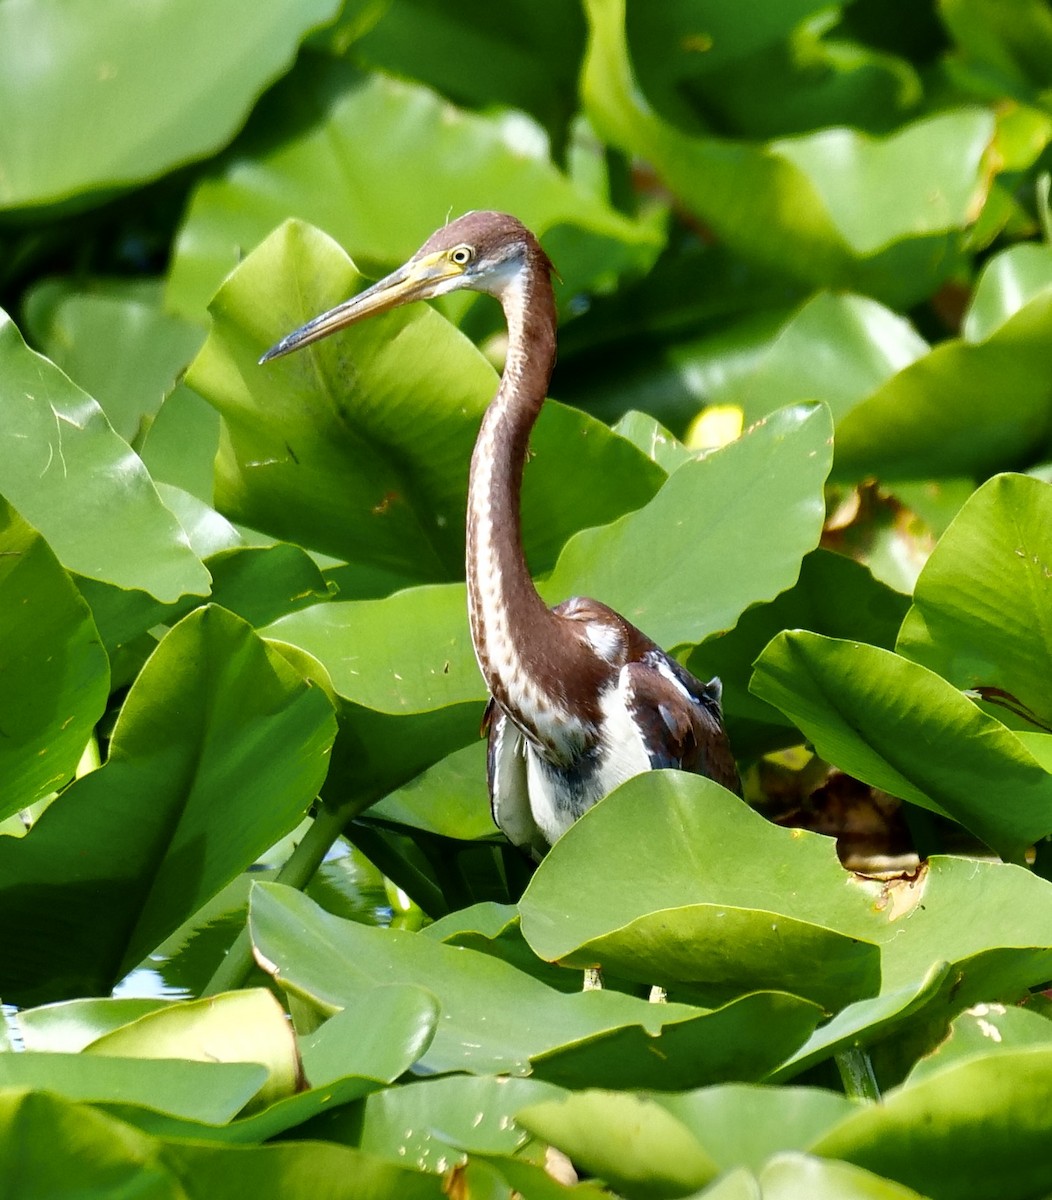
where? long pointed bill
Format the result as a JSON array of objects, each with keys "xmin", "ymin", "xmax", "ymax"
[{"xmin": 259, "ymin": 252, "xmax": 460, "ymax": 364}]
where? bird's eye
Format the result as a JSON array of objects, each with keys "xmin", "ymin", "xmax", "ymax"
[{"xmin": 450, "ymin": 245, "xmax": 474, "ymax": 266}]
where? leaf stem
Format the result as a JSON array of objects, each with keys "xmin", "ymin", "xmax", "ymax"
[
  {"xmin": 200, "ymin": 798, "xmax": 360, "ymax": 997},
  {"xmin": 835, "ymin": 1045, "xmax": 881, "ymax": 1102}
]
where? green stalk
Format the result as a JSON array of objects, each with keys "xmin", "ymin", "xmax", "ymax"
[
  {"xmin": 201, "ymin": 798, "xmax": 361, "ymax": 997},
  {"xmin": 835, "ymin": 1045, "xmax": 881, "ymax": 1102}
]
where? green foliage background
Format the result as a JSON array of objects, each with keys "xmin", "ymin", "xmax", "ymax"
[{"xmin": 3, "ymin": 0, "xmax": 1052, "ymax": 1196}]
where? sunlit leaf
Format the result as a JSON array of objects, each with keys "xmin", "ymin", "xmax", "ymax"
[
  {"xmin": 0, "ymin": 497, "xmax": 109, "ymax": 817},
  {"xmin": 810, "ymin": 1047, "xmax": 1052, "ymax": 1200},
  {"xmin": 167, "ymin": 55, "xmax": 660, "ymax": 320},
  {"xmin": 248, "ymin": 882, "xmax": 820, "ymax": 1088},
  {"xmin": 0, "ymin": 0, "xmax": 343, "ymax": 212},
  {"xmin": 22, "ymin": 278, "xmax": 204, "ymax": 443},
  {"xmin": 0, "ymin": 1054, "xmax": 265, "ymax": 1125},
  {"xmin": 751, "ymin": 632, "xmax": 1052, "ymax": 858},
  {"xmin": 187, "ymin": 218, "xmax": 663, "ymax": 579},
  {"xmin": 85, "ymin": 990, "xmax": 299, "ymax": 1113},
  {"xmin": 0, "ymin": 311, "xmax": 209, "ymax": 602},
  {"xmin": 0, "ymin": 606, "xmax": 336, "ymax": 1006},
  {"xmin": 897, "ymin": 473, "xmax": 1052, "ymax": 730},
  {"xmin": 517, "ymin": 1090, "xmax": 720, "ymax": 1200},
  {"xmin": 543, "ymin": 404, "xmax": 834, "ymax": 649},
  {"xmin": 582, "ymin": 0, "xmax": 992, "ymax": 306},
  {"xmin": 520, "ymin": 772, "xmax": 882, "ymax": 1011}
]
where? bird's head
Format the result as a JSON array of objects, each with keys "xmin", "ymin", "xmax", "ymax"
[{"xmin": 260, "ymin": 211, "xmax": 551, "ymax": 363}]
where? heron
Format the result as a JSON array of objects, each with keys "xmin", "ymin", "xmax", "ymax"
[{"xmin": 262, "ymin": 211, "xmax": 740, "ymax": 863}]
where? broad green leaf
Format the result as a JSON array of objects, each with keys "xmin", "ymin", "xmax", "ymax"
[
  {"xmin": 897, "ymin": 474, "xmax": 1052, "ymax": 729},
  {"xmin": 23, "ymin": 278, "xmax": 204, "ymax": 443},
  {"xmin": 85, "ymin": 990, "xmax": 299, "ymax": 1113},
  {"xmin": 188, "ymin": 219, "xmax": 663, "ymax": 580},
  {"xmin": 0, "ymin": 311, "xmax": 209, "ymax": 602},
  {"xmin": 810, "ymin": 1048, "xmax": 1052, "ymax": 1200},
  {"xmin": 0, "ymin": 1088, "xmax": 447, "ymax": 1200},
  {"xmin": 265, "ymin": 584, "xmax": 485, "ymax": 806},
  {"xmin": 653, "ymin": 1086, "xmax": 858, "ymax": 1173},
  {"xmin": 942, "ymin": 0, "xmax": 1052, "ymax": 93},
  {"xmin": 248, "ymin": 882, "xmax": 819, "ymax": 1088},
  {"xmin": 750, "ymin": 632, "xmax": 1052, "ymax": 858},
  {"xmin": 422, "ymin": 903, "xmax": 583, "ymax": 992},
  {"xmin": 777, "ymin": 858, "xmax": 1052, "ymax": 1076},
  {"xmin": 18, "ymin": 998, "xmax": 173, "ymax": 1053},
  {"xmin": 0, "ymin": 606, "xmax": 337, "ymax": 1007},
  {"xmin": 613, "ymin": 411, "xmax": 695, "ymax": 472},
  {"xmin": 206, "ymin": 544, "xmax": 333, "ymax": 630},
  {"xmin": 709, "ymin": 293, "xmax": 928, "ymax": 427},
  {"xmin": 139, "ymin": 384, "xmax": 222, "ymax": 503},
  {"xmin": 350, "ymin": 1074, "xmax": 565, "ymax": 1170},
  {"xmin": 300, "ymin": 985, "xmax": 437, "ymax": 1086},
  {"xmin": 543, "ymin": 404, "xmax": 834, "ymax": 649},
  {"xmin": 834, "ymin": 244, "xmax": 1052, "ymax": 479},
  {"xmin": 519, "ymin": 773, "xmax": 883, "ymax": 1011},
  {"xmin": 707, "ymin": 249, "xmax": 1052, "ymax": 480},
  {"xmin": 906, "ymin": 1003, "xmax": 1052, "ymax": 1084},
  {"xmin": 108, "ymin": 985, "xmax": 438, "ymax": 1144},
  {"xmin": 355, "ymin": 0, "xmax": 586, "ymax": 151},
  {"xmin": 582, "ymin": 0, "xmax": 992, "ymax": 306},
  {"xmin": 517, "ymin": 1090, "xmax": 720, "ymax": 1200},
  {"xmin": 0, "ymin": 0, "xmax": 343, "ymax": 212},
  {"xmin": 265, "ymin": 585, "xmax": 480, "ymax": 714},
  {"xmin": 529, "ymin": 992, "xmax": 824, "ymax": 1092},
  {"xmin": 367, "ymin": 741, "xmax": 494, "ymax": 840},
  {"xmin": 161, "ymin": 1138, "xmax": 446, "ymax": 1200},
  {"xmin": 167, "ymin": 55, "xmax": 660, "ymax": 320},
  {"xmin": 715, "ymin": 1153, "xmax": 933, "ymax": 1199},
  {"xmin": 0, "ymin": 497, "xmax": 109, "ymax": 817},
  {"xmin": 687, "ymin": 549, "xmax": 910, "ymax": 756},
  {"xmin": 0, "ymin": 1054, "xmax": 265, "ymax": 1125},
  {"xmin": 0, "ymin": 1089, "xmax": 178, "ymax": 1199}
]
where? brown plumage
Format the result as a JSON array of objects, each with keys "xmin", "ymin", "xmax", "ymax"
[{"xmin": 262, "ymin": 211, "xmax": 740, "ymax": 860}]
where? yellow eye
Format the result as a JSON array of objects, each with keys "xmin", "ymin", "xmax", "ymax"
[{"xmin": 450, "ymin": 245, "xmax": 474, "ymax": 267}]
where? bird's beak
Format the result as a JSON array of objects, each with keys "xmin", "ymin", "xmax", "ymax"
[{"xmin": 259, "ymin": 252, "xmax": 461, "ymax": 364}]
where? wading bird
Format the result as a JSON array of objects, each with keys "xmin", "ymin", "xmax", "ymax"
[{"xmin": 262, "ymin": 212, "xmax": 740, "ymax": 861}]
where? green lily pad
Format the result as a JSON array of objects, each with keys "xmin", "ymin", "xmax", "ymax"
[
  {"xmin": 653, "ymin": 1085, "xmax": 858, "ymax": 1173},
  {"xmin": 543, "ymin": 403, "xmax": 834, "ymax": 649},
  {"xmin": 106, "ymin": 985, "xmax": 439, "ymax": 1144},
  {"xmin": 85, "ymin": 990, "xmax": 299, "ymax": 1113},
  {"xmin": 166, "ymin": 54, "xmax": 660, "ymax": 320},
  {"xmin": 777, "ymin": 858, "xmax": 1052, "ymax": 1076},
  {"xmin": 700, "ymin": 1153, "xmax": 934, "ymax": 1199},
  {"xmin": 517, "ymin": 1090, "xmax": 720, "ymax": 1200},
  {"xmin": 18, "ymin": 997, "xmax": 173, "ymax": 1053},
  {"xmin": 0, "ymin": 311, "xmax": 209, "ymax": 602},
  {"xmin": 187, "ymin": 218, "xmax": 663, "ymax": 580},
  {"xmin": 519, "ymin": 772, "xmax": 883, "ymax": 1011},
  {"xmin": 350, "ymin": 1074, "xmax": 566, "ymax": 1170},
  {"xmin": 897, "ymin": 473, "xmax": 1052, "ymax": 730},
  {"xmin": 0, "ymin": 1054, "xmax": 265, "ymax": 1126},
  {"xmin": 750, "ymin": 632, "xmax": 1052, "ymax": 858},
  {"xmin": 810, "ymin": 1047, "xmax": 1052, "ymax": 1200},
  {"xmin": 22, "ymin": 278, "xmax": 204, "ymax": 443},
  {"xmin": 0, "ymin": 0, "xmax": 343, "ymax": 212},
  {"xmin": 582, "ymin": 0, "xmax": 992, "ymax": 306},
  {"xmin": 248, "ymin": 881, "xmax": 820, "ymax": 1088},
  {"xmin": 687, "ymin": 548, "xmax": 910, "ymax": 756},
  {"xmin": 0, "ymin": 606, "xmax": 337, "ymax": 1007},
  {"xmin": 0, "ymin": 497, "xmax": 109, "ymax": 818}
]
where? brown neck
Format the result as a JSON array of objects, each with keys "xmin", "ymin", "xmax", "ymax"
[{"xmin": 465, "ymin": 249, "xmax": 591, "ymax": 756}]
